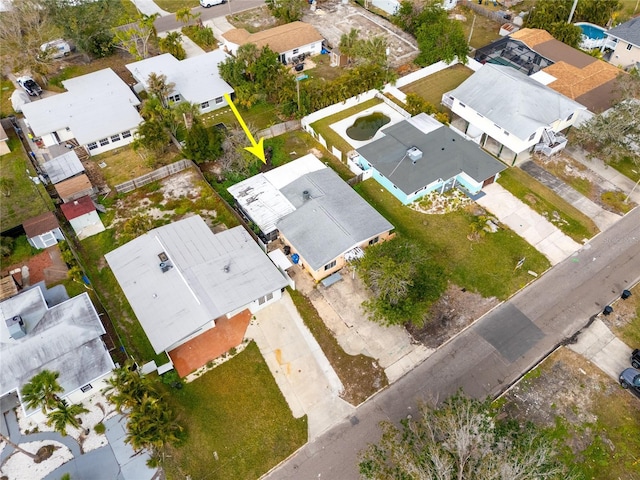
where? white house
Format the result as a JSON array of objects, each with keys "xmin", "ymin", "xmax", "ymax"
[
  {"xmin": 126, "ymin": 51, "xmax": 235, "ymax": 114},
  {"xmin": 603, "ymin": 17, "xmax": 640, "ymax": 70},
  {"xmin": 443, "ymin": 64, "xmax": 587, "ymax": 163},
  {"xmin": 105, "ymin": 216, "xmax": 288, "ymax": 375},
  {"xmin": 222, "ymin": 21, "xmax": 324, "ymax": 64},
  {"xmin": 21, "ymin": 68, "xmax": 143, "ymax": 157},
  {"xmin": 22, "ymin": 211, "xmax": 64, "ymax": 249},
  {"xmin": 60, "ymin": 195, "xmax": 105, "ymax": 240},
  {"xmin": 0, "ymin": 287, "xmax": 115, "ymax": 417}
]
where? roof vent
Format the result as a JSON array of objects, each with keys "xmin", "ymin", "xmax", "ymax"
[
  {"xmin": 407, "ymin": 147, "xmax": 422, "ymax": 164},
  {"xmin": 5, "ymin": 315, "xmax": 26, "ymax": 339},
  {"xmin": 159, "ymin": 262, "xmax": 172, "ymax": 273},
  {"xmin": 302, "ymin": 190, "xmax": 310, "ymax": 201}
]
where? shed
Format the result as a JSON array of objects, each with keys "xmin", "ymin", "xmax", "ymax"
[
  {"xmin": 22, "ymin": 211, "xmax": 64, "ymax": 249},
  {"xmin": 60, "ymin": 195, "xmax": 105, "ymax": 240},
  {"xmin": 54, "ymin": 173, "xmax": 94, "ymax": 203},
  {"xmin": 42, "ymin": 150, "xmax": 85, "ymax": 184}
]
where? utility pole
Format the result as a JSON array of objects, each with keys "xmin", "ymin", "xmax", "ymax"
[
  {"xmin": 567, "ymin": 0, "xmax": 579, "ymax": 23},
  {"xmin": 468, "ymin": 14, "xmax": 476, "ymax": 45}
]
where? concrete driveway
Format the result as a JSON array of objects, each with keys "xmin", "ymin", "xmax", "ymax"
[
  {"xmin": 476, "ymin": 183, "xmax": 582, "ymax": 265},
  {"xmin": 246, "ymin": 292, "xmax": 354, "ymax": 440}
]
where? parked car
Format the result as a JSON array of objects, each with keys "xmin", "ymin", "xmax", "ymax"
[
  {"xmin": 200, "ymin": 0, "xmax": 225, "ymax": 7},
  {"xmin": 619, "ymin": 368, "xmax": 640, "ymax": 395},
  {"xmin": 632, "ymin": 349, "xmax": 640, "ymax": 369},
  {"xmin": 16, "ymin": 76, "xmax": 42, "ymax": 97}
]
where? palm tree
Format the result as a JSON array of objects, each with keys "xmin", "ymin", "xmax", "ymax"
[
  {"xmin": 102, "ymin": 361, "xmax": 153, "ymax": 413},
  {"xmin": 46, "ymin": 400, "xmax": 89, "ymax": 436},
  {"xmin": 21, "ymin": 370, "xmax": 63, "ymax": 414},
  {"xmin": 0, "ymin": 433, "xmax": 38, "ymax": 460},
  {"xmin": 175, "ymin": 7, "xmax": 200, "ymax": 27},
  {"xmin": 125, "ymin": 393, "xmax": 182, "ymax": 453},
  {"xmin": 339, "ymin": 28, "xmax": 360, "ymax": 66},
  {"xmin": 146, "ymin": 72, "xmax": 176, "ymax": 109}
]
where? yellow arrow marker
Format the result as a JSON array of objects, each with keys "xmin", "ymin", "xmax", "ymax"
[{"xmin": 224, "ymin": 93, "xmax": 266, "ymax": 164}]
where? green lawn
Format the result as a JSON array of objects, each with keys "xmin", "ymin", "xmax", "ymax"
[
  {"xmin": 309, "ymin": 97, "xmax": 382, "ymax": 158},
  {"xmin": 0, "ymin": 76, "xmax": 15, "ymax": 118},
  {"xmin": 153, "ymin": 0, "xmax": 199, "ymax": 12},
  {"xmin": 355, "ymin": 179, "xmax": 550, "ymax": 299},
  {"xmin": 162, "ymin": 341, "xmax": 307, "ymax": 480},
  {"xmin": 608, "ymin": 154, "xmax": 640, "ymax": 185},
  {"xmin": 400, "ymin": 64, "xmax": 474, "ymax": 107},
  {"xmin": 498, "ymin": 167, "xmax": 599, "ymax": 242},
  {"xmin": 0, "ymin": 131, "xmax": 53, "ymax": 232},
  {"xmin": 202, "ymin": 102, "xmax": 284, "ymax": 130}
]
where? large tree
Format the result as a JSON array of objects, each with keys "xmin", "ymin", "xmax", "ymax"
[
  {"xmin": 574, "ymin": 71, "xmax": 640, "ymax": 162},
  {"xmin": 359, "ymin": 393, "xmax": 572, "ymax": 480},
  {"xmin": 42, "ymin": 0, "xmax": 124, "ymax": 57},
  {"xmin": 358, "ymin": 238, "xmax": 446, "ymax": 326},
  {"xmin": 21, "ymin": 370, "xmax": 64, "ymax": 414},
  {"xmin": 113, "ymin": 13, "xmax": 159, "ymax": 60},
  {"xmin": 265, "ymin": 0, "xmax": 304, "ymax": 23},
  {"xmin": 183, "ymin": 120, "xmax": 224, "ymax": 164}
]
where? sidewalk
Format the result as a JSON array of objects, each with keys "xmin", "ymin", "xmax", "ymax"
[
  {"xmin": 566, "ymin": 146, "xmax": 640, "ymax": 205},
  {"xmin": 247, "ymin": 291, "xmax": 354, "ymax": 440},
  {"xmin": 129, "ymin": 0, "xmax": 170, "ymax": 16},
  {"xmin": 476, "ymin": 183, "xmax": 582, "ymax": 265},
  {"xmin": 520, "ymin": 160, "xmax": 621, "ymax": 232}
]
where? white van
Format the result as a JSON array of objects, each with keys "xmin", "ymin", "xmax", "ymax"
[
  {"xmin": 40, "ymin": 39, "xmax": 72, "ymax": 59},
  {"xmin": 200, "ymin": 0, "xmax": 226, "ymax": 7}
]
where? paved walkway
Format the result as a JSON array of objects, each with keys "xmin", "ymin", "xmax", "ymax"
[
  {"xmin": 476, "ymin": 183, "xmax": 582, "ymax": 265},
  {"xmin": 566, "ymin": 146, "xmax": 640, "ymax": 205},
  {"xmin": 520, "ymin": 161, "xmax": 621, "ymax": 232},
  {"xmin": 129, "ymin": 0, "xmax": 170, "ymax": 16},
  {"xmin": 247, "ymin": 292, "xmax": 354, "ymax": 440},
  {"xmin": 567, "ymin": 318, "xmax": 632, "ymax": 380}
]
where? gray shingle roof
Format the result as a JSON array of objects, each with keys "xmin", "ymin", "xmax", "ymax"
[
  {"xmin": 0, "ymin": 288, "xmax": 113, "ymax": 409},
  {"xmin": 105, "ymin": 216, "xmax": 287, "ymax": 353},
  {"xmin": 277, "ymin": 169, "xmax": 394, "ymax": 271},
  {"xmin": 446, "ymin": 64, "xmax": 584, "ymax": 139},
  {"xmin": 606, "ymin": 17, "xmax": 640, "ymax": 47},
  {"xmin": 357, "ymin": 120, "xmax": 506, "ymax": 196}
]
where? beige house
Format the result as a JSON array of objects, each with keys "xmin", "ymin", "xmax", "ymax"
[
  {"xmin": 603, "ymin": 17, "xmax": 640, "ymax": 70},
  {"xmin": 222, "ymin": 21, "xmax": 324, "ymax": 64}
]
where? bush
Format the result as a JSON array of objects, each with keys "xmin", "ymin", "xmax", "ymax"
[{"xmin": 94, "ymin": 422, "xmax": 106, "ymax": 434}]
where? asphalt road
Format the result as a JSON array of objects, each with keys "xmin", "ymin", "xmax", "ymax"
[
  {"xmin": 265, "ymin": 207, "xmax": 640, "ymax": 479},
  {"xmin": 154, "ymin": 0, "xmax": 265, "ymax": 33}
]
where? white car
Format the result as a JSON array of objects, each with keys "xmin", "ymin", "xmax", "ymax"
[
  {"xmin": 16, "ymin": 76, "xmax": 42, "ymax": 97},
  {"xmin": 200, "ymin": 0, "xmax": 225, "ymax": 7}
]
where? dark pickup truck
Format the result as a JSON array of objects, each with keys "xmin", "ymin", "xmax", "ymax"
[{"xmin": 632, "ymin": 349, "xmax": 640, "ymax": 369}]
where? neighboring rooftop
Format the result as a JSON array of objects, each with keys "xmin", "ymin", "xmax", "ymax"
[
  {"xmin": 42, "ymin": 150, "xmax": 84, "ymax": 184},
  {"xmin": 21, "ymin": 68, "xmax": 143, "ymax": 144},
  {"xmin": 23, "ymin": 211, "xmax": 59, "ymax": 238},
  {"xmin": 60, "ymin": 195, "xmax": 96, "ymax": 221},
  {"xmin": 222, "ymin": 21, "xmax": 324, "ymax": 53},
  {"xmin": 357, "ymin": 115, "xmax": 506, "ymax": 197},
  {"xmin": 447, "ymin": 64, "xmax": 585, "ymax": 139},
  {"xmin": 275, "ymin": 157, "xmax": 394, "ymax": 271},
  {"xmin": 606, "ymin": 17, "xmax": 640, "ymax": 47},
  {"xmin": 126, "ymin": 51, "xmax": 234, "ymax": 105},
  {"xmin": 0, "ymin": 288, "xmax": 114, "ymax": 412},
  {"xmin": 104, "ymin": 216, "xmax": 287, "ymax": 353},
  {"xmin": 54, "ymin": 173, "xmax": 93, "ymax": 201}
]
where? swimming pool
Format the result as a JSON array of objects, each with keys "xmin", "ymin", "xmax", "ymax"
[{"xmin": 576, "ymin": 22, "xmax": 606, "ymax": 40}]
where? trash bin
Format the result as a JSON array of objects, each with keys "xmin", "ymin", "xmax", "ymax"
[
  {"xmin": 603, "ymin": 305, "xmax": 613, "ymax": 316},
  {"xmin": 621, "ymin": 289, "xmax": 632, "ymax": 300}
]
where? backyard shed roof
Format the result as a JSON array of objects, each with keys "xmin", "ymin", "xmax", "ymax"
[
  {"xmin": 104, "ymin": 216, "xmax": 287, "ymax": 353},
  {"xmin": 276, "ymin": 162, "xmax": 394, "ymax": 271},
  {"xmin": 42, "ymin": 150, "xmax": 84, "ymax": 184},
  {"xmin": 222, "ymin": 21, "xmax": 324, "ymax": 53},
  {"xmin": 126, "ymin": 51, "xmax": 234, "ymax": 104},
  {"xmin": 60, "ymin": 195, "xmax": 96, "ymax": 221},
  {"xmin": 447, "ymin": 64, "xmax": 585, "ymax": 139},
  {"xmin": 357, "ymin": 117, "xmax": 506, "ymax": 196},
  {"xmin": 54, "ymin": 174, "xmax": 93, "ymax": 201},
  {"xmin": 0, "ymin": 288, "xmax": 114, "ymax": 410},
  {"xmin": 23, "ymin": 211, "xmax": 59, "ymax": 238},
  {"xmin": 606, "ymin": 17, "xmax": 640, "ymax": 47},
  {"xmin": 21, "ymin": 68, "xmax": 142, "ymax": 145},
  {"xmin": 0, "ymin": 123, "xmax": 7, "ymax": 142}
]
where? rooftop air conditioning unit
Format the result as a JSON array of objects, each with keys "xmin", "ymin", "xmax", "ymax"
[
  {"xmin": 407, "ymin": 147, "xmax": 422, "ymax": 164},
  {"xmin": 5, "ymin": 315, "xmax": 27, "ymax": 339}
]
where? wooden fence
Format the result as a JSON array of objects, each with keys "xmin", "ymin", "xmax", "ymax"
[{"xmin": 114, "ymin": 159, "xmax": 192, "ymax": 194}]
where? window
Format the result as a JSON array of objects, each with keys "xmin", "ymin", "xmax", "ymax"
[
  {"xmin": 215, "ymin": 96, "xmax": 223, "ymax": 104},
  {"xmin": 111, "ymin": 133, "xmax": 121, "ymax": 142},
  {"xmin": 99, "ymin": 138, "xmax": 109, "ymax": 146},
  {"xmin": 324, "ymin": 260, "xmax": 337, "ymax": 271},
  {"xmin": 504, "ymin": 131, "xmax": 510, "ymax": 136},
  {"xmin": 459, "ymin": 102, "xmax": 466, "ymax": 108},
  {"xmin": 566, "ymin": 112, "xmax": 574, "ymax": 121},
  {"xmin": 368, "ymin": 236, "xmax": 379, "ymax": 246},
  {"xmin": 201, "ymin": 101, "xmax": 209, "ymax": 109},
  {"xmin": 168, "ymin": 94, "xmax": 181, "ymax": 103},
  {"xmin": 627, "ymin": 43, "xmax": 633, "ymax": 51},
  {"xmin": 528, "ymin": 132, "xmax": 536, "ymax": 141},
  {"xmin": 80, "ymin": 384, "xmax": 93, "ymax": 393},
  {"xmin": 258, "ymin": 292, "xmax": 274, "ymax": 305},
  {"xmin": 87, "ymin": 142, "xmax": 98, "ymax": 150},
  {"xmin": 122, "ymin": 130, "xmax": 132, "ymax": 138},
  {"xmin": 293, "ymin": 48, "xmax": 299, "ymax": 54}
]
